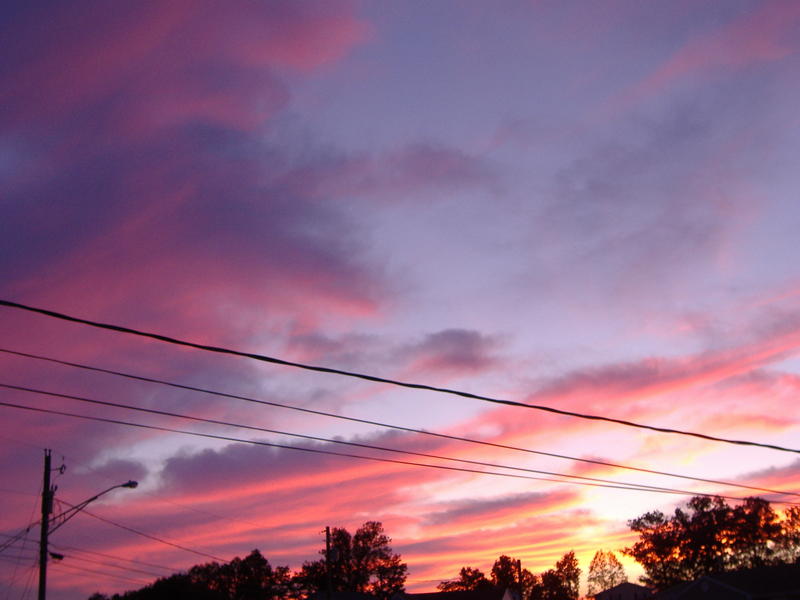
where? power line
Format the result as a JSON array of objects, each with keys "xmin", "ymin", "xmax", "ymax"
[
  {"xmin": 55, "ymin": 552, "xmax": 165, "ymax": 579},
  {"xmin": 2, "ymin": 347, "xmax": 795, "ymax": 499},
  {"xmin": 1, "ymin": 487, "xmax": 40, "ymax": 600},
  {"xmin": 1, "ymin": 299, "xmax": 796, "ymax": 454},
  {"xmin": 56, "ymin": 500, "xmax": 225, "ymax": 562},
  {"xmin": 1, "ymin": 400, "xmax": 795, "ymax": 506},
  {"xmin": 0, "ymin": 382, "xmax": 712, "ymax": 497},
  {"xmin": 18, "ymin": 562, "xmax": 38, "ymax": 600},
  {"xmin": 0, "ymin": 538, "xmax": 37, "ymax": 600},
  {"xmin": 0, "ymin": 498, "xmax": 219, "ymax": 567},
  {"xmin": 0, "ymin": 525, "xmax": 37, "ymax": 556},
  {"xmin": 0, "ymin": 399, "xmax": 685, "ymax": 495},
  {"xmin": 0, "ymin": 553, "xmax": 36, "ymax": 564},
  {"xmin": 3, "ymin": 533, "xmax": 192, "ymax": 581},
  {"xmin": 50, "ymin": 560, "xmax": 151, "ymax": 587},
  {"xmin": 0, "ymin": 533, "xmax": 35, "ymax": 541},
  {"xmin": 49, "ymin": 543, "xmax": 173, "ymax": 574}
]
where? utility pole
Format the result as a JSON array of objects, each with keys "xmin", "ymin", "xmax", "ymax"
[
  {"xmin": 38, "ymin": 449, "xmax": 53, "ymax": 600},
  {"xmin": 325, "ymin": 526, "xmax": 332, "ymax": 600}
]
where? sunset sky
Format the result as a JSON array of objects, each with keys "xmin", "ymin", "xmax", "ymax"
[{"xmin": 2, "ymin": 1, "xmax": 800, "ymax": 599}]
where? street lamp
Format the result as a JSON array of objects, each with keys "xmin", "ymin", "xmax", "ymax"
[{"xmin": 38, "ymin": 449, "xmax": 137, "ymax": 600}]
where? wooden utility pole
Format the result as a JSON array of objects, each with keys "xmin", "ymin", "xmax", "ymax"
[
  {"xmin": 38, "ymin": 449, "xmax": 53, "ymax": 600},
  {"xmin": 326, "ymin": 526, "xmax": 333, "ymax": 600}
]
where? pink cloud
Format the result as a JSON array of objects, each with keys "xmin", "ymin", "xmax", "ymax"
[
  {"xmin": 735, "ymin": 459, "xmax": 800, "ymax": 497},
  {"xmin": 526, "ymin": 319, "xmax": 800, "ymax": 417},
  {"xmin": 420, "ymin": 489, "xmax": 578, "ymax": 530},
  {"xmin": 2, "ymin": 1, "xmax": 369, "ymax": 131},
  {"xmin": 613, "ymin": 1, "xmax": 800, "ymax": 110},
  {"xmin": 433, "ymin": 317, "xmax": 800, "ymax": 496},
  {"xmin": 403, "ymin": 509, "xmax": 616, "ymax": 587},
  {"xmin": 1, "ymin": 1, "xmax": 385, "ymax": 360}
]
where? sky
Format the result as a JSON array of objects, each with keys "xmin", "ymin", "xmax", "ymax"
[{"xmin": 1, "ymin": 0, "xmax": 800, "ymax": 598}]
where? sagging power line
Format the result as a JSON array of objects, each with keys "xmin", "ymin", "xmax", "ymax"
[
  {"xmin": 2, "ymin": 347, "xmax": 795, "ymax": 499},
  {"xmin": 0, "ymin": 382, "xmax": 727, "ymax": 497},
  {"xmin": 1, "ymin": 400, "xmax": 797, "ymax": 506},
  {"xmin": 57, "ymin": 500, "xmax": 225, "ymax": 562},
  {"xmin": 1, "ymin": 299, "xmax": 796, "ymax": 455}
]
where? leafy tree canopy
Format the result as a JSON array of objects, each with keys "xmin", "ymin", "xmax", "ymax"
[
  {"xmin": 439, "ymin": 555, "xmax": 540, "ymax": 597},
  {"xmin": 490, "ymin": 555, "xmax": 538, "ymax": 598},
  {"xmin": 437, "ymin": 566, "xmax": 494, "ymax": 592},
  {"xmin": 295, "ymin": 521, "xmax": 407, "ymax": 600},
  {"xmin": 586, "ymin": 550, "xmax": 626, "ymax": 597},
  {"xmin": 441, "ymin": 552, "xmax": 577, "ymax": 600},
  {"xmin": 89, "ymin": 550, "xmax": 287, "ymax": 600},
  {"xmin": 490, "ymin": 555, "xmax": 518, "ymax": 590},
  {"xmin": 88, "ymin": 523, "xmax": 406, "ymax": 600},
  {"xmin": 624, "ymin": 496, "xmax": 800, "ymax": 590},
  {"xmin": 528, "ymin": 551, "xmax": 581, "ymax": 600}
]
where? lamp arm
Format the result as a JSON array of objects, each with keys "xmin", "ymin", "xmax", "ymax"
[
  {"xmin": 47, "ymin": 482, "xmax": 136, "ymax": 535},
  {"xmin": 48, "ymin": 498, "xmax": 96, "ymax": 534}
]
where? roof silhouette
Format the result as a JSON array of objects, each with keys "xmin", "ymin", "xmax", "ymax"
[{"xmin": 654, "ymin": 562, "xmax": 800, "ymax": 599}]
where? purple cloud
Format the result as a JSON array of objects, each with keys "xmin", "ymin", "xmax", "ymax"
[
  {"xmin": 403, "ymin": 329, "xmax": 501, "ymax": 375},
  {"xmin": 422, "ymin": 490, "xmax": 573, "ymax": 526}
]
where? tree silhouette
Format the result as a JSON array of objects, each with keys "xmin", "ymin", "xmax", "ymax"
[
  {"xmin": 490, "ymin": 555, "xmax": 517, "ymax": 590},
  {"xmin": 90, "ymin": 572, "xmax": 225, "ymax": 600},
  {"xmin": 586, "ymin": 550, "xmax": 626, "ymax": 596},
  {"xmin": 776, "ymin": 506, "xmax": 800, "ymax": 563},
  {"xmin": 530, "ymin": 551, "xmax": 580, "ymax": 600},
  {"xmin": 624, "ymin": 495, "xmax": 800, "ymax": 590},
  {"xmin": 555, "ymin": 552, "xmax": 580, "ymax": 600},
  {"xmin": 727, "ymin": 497, "xmax": 780, "ymax": 569},
  {"xmin": 188, "ymin": 549, "xmax": 292, "ymax": 600},
  {"xmin": 439, "ymin": 556, "xmax": 539, "ymax": 597},
  {"xmin": 90, "ymin": 550, "xmax": 291, "ymax": 600},
  {"xmin": 437, "ymin": 566, "xmax": 493, "ymax": 592},
  {"xmin": 295, "ymin": 521, "xmax": 407, "ymax": 600},
  {"xmin": 490, "ymin": 555, "xmax": 538, "ymax": 598}
]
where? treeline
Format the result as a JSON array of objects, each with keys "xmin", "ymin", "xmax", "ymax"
[
  {"xmin": 88, "ymin": 496, "xmax": 800, "ymax": 600},
  {"xmin": 88, "ymin": 521, "xmax": 406, "ymax": 600},
  {"xmin": 437, "ymin": 495, "xmax": 800, "ymax": 597},
  {"xmin": 437, "ymin": 552, "xmax": 581, "ymax": 600}
]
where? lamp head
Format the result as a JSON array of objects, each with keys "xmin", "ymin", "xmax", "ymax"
[{"xmin": 122, "ymin": 480, "xmax": 138, "ymax": 489}]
